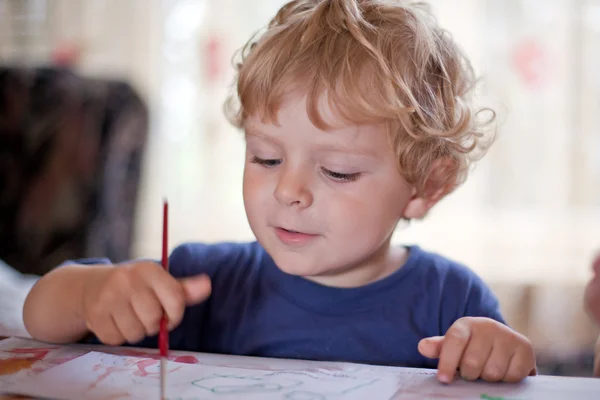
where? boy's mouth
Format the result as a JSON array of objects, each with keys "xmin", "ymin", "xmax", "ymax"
[
  {"xmin": 274, "ymin": 227, "xmax": 319, "ymax": 245},
  {"xmin": 278, "ymin": 227, "xmax": 316, "ymax": 235}
]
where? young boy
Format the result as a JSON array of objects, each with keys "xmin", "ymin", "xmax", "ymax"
[{"xmin": 23, "ymin": 0, "xmax": 536, "ymax": 384}]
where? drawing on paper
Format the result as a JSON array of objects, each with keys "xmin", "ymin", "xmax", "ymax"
[{"xmin": 8, "ymin": 352, "xmax": 399, "ymax": 400}]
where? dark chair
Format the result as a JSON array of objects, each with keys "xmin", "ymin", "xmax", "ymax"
[{"xmin": 0, "ymin": 66, "xmax": 148, "ymax": 275}]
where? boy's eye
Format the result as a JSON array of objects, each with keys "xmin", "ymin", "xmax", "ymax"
[
  {"xmin": 322, "ymin": 168, "xmax": 361, "ymax": 182},
  {"xmin": 251, "ymin": 156, "xmax": 281, "ymax": 167}
]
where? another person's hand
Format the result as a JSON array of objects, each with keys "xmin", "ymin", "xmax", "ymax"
[
  {"xmin": 584, "ymin": 251, "xmax": 600, "ymax": 377},
  {"xmin": 418, "ymin": 317, "xmax": 536, "ymax": 383},
  {"xmin": 82, "ymin": 262, "xmax": 211, "ymax": 345}
]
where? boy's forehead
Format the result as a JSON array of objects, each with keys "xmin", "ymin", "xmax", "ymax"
[
  {"xmin": 244, "ymin": 117, "xmax": 387, "ymax": 158},
  {"xmin": 246, "ymin": 95, "xmax": 328, "ymax": 127},
  {"xmin": 245, "ymin": 95, "xmax": 384, "ymax": 138}
]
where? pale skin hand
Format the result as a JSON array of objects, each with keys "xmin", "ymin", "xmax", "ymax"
[
  {"xmin": 594, "ymin": 335, "xmax": 600, "ymax": 378},
  {"xmin": 418, "ymin": 317, "xmax": 537, "ymax": 384},
  {"xmin": 23, "ymin": 262, "xmax": 212, "ymax": 345},
  {"xmin": 584, "ymin": 252, "xmax": 600, "ymax": 377},
  {"xmin": 82, "ymin": 262, "xmax": 212, "ymax": 345}
]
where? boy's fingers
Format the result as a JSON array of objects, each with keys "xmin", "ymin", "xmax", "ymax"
[
  {"xmin": 149, "ymin": 270, "xmax": 187, "ymax": 327},
  {"xmin": 90, "ymin": 314, "xmax": 125, "ymax": 346},
  {"xmin": 504, "ymin": 348, "xmax": 535, "ymax": 383},
  {"xmin": 459, "ymin": 334, "xmax": 493, "ymax": 381},
  {"xmin": 180, "ymin": 275, "xmax": 212, "ymax": 305},
  {"xmin": 113, "ymin": 302, "xmax": 147, "ymax": 344},
  {"xmin": 131, "ymin": 290, "xmax": 164, "ymax": 336},
  {"xmin": 437, "ymin": 320, "xmax": 472, "ymax": 383},
  {"xmin": 481, "ymin": 343, "xmax": 512, "ymax": 382},
  {"xmin": 418, "ymin": 336, "xmax": 444, "ymax": 359}
]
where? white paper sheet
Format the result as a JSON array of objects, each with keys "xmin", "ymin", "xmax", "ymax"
[
  {"xmin": 7, "ymin": 351, "xmax": 401, "ymax": 399},
  {"xmin": 7, "ymin": 351, "xmax": 600, "ymax": 400}
]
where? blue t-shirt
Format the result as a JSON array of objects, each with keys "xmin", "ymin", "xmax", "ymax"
[{"xmin": 83, "ymin": 241, "xmax": 504, "ymax": 368}]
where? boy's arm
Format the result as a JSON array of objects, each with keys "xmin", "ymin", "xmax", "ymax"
[
  {"xmin": 23, "ymin": 264, "xmax": 113, "ymax": 344},
  {"xmin": 23, "ymin": 246, "xmax": 212, "ymax": 349}
]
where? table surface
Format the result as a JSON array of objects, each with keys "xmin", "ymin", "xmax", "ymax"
[{"xmin": 2, "ymin": 336, "xmax": 600, "ymax": 400}]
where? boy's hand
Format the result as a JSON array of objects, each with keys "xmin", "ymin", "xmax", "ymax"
[
  {"xmin": 81, "ymin": 262, "xmax": 211, "ymax": 346},
  {"xmin": 418, "ymin": 317, "xmax": 536, "ymax": 384}
]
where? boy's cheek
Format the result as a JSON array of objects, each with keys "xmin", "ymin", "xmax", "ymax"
[{"xmin": 243, "ymin": 171, "xmax": 272, "ymax": 200}]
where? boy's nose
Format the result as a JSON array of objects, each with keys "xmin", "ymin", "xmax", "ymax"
[{"xmin": 273, "ymin": 167, "xmax": 313, "ymax": 208}]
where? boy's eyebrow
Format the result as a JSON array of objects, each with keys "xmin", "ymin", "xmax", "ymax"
[{"xmin": 313, "ymin": 143, "xmax": 378, "ymax": 158}]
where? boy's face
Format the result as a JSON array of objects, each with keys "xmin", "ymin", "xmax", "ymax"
[{"xmin": 243, "ymin": 96, "xmax": 419, "ymax": 287}]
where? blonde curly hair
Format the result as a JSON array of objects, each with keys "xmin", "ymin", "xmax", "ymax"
[{"xmin": 225, "ymin": 0, "xmax": 495, "ymax": 196}]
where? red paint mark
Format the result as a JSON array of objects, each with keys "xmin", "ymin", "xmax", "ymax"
[
  {"xmin": 82, "ymin": 357, "xmax": 185, "ymax": 392},
  {"xmin": 170, "ymin": 365, "xmax": 182, "ymax": 373},
  {"xmin": 3, "ymin": 348, "xmax": 56, "ymax": 361},
  {"xmin": 104, "ymin": 393, "xmax": 130, "ymax": 400},
  {"xmin": 133, "ymin": 359, "xmax": 157, "ymax": 377},
  {"xmin": 50, "ymin": 356, "xmax": 80, "ymax": 365},
  {"xmin": 0, "ymin": 347, "xmax": 59, "ymax": 375},
  {"xmin": 173, "ymin": 355, "xmax": 199, "ymax": 364},
  {"xmin": 117, "ymin": 349, "xmax": 154, "ymax": 358},
  {"xmin": 117, "ymin": 349, "xmax": 199, "ymax": 364},
  {"xmin": 88, "ymin": 364, "xmax": 128, "ymax": 390},
  {"xmin": 131, "ymin": 359, "xmax": 182, "ymax": 377}
]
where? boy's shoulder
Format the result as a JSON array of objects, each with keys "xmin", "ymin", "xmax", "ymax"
[
  {"xmin": 406, "ymin": 245, "xmax": 504, "ymax": 325},
  {"xmin": 409, "ymin": 245, "xmax": 488, "ymax": 290}
]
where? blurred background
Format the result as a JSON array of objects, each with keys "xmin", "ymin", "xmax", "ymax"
[{"xmin": 0, "ymin": 0, "xmax": 599, "ymax": 376}]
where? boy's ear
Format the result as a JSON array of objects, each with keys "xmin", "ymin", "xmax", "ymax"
[{"xmin": 402, "ymin": 157, "xmax": 458, "ymax": 219}]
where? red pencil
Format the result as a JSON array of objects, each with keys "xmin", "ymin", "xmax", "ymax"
[{"xmin": 159, "ymin": 199, "xmax": 169, "ymax": 400}]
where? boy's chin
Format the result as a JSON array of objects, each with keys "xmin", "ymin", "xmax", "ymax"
[{"xmin": 272, "ymin": 255, "xmax": 321, "ymax": 277}]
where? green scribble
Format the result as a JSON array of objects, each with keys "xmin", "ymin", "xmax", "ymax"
[
  {"xmin": 340, "ymin": 378, "xmax": 378, "ymax": 394},
  {"xmin": 264, "ymin": 371, "xmax": 378, "ymax": 395},
  {"xmin": 191, "ymin": 374, "xmax": 302, "ymax": 394},
  {"xmin": 480, "ymin": 394, "xmax": 522, "ymax": 400},
  {"xmin": 187, "ymin": 372, "xmax": 377, "ymax": 398}
]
